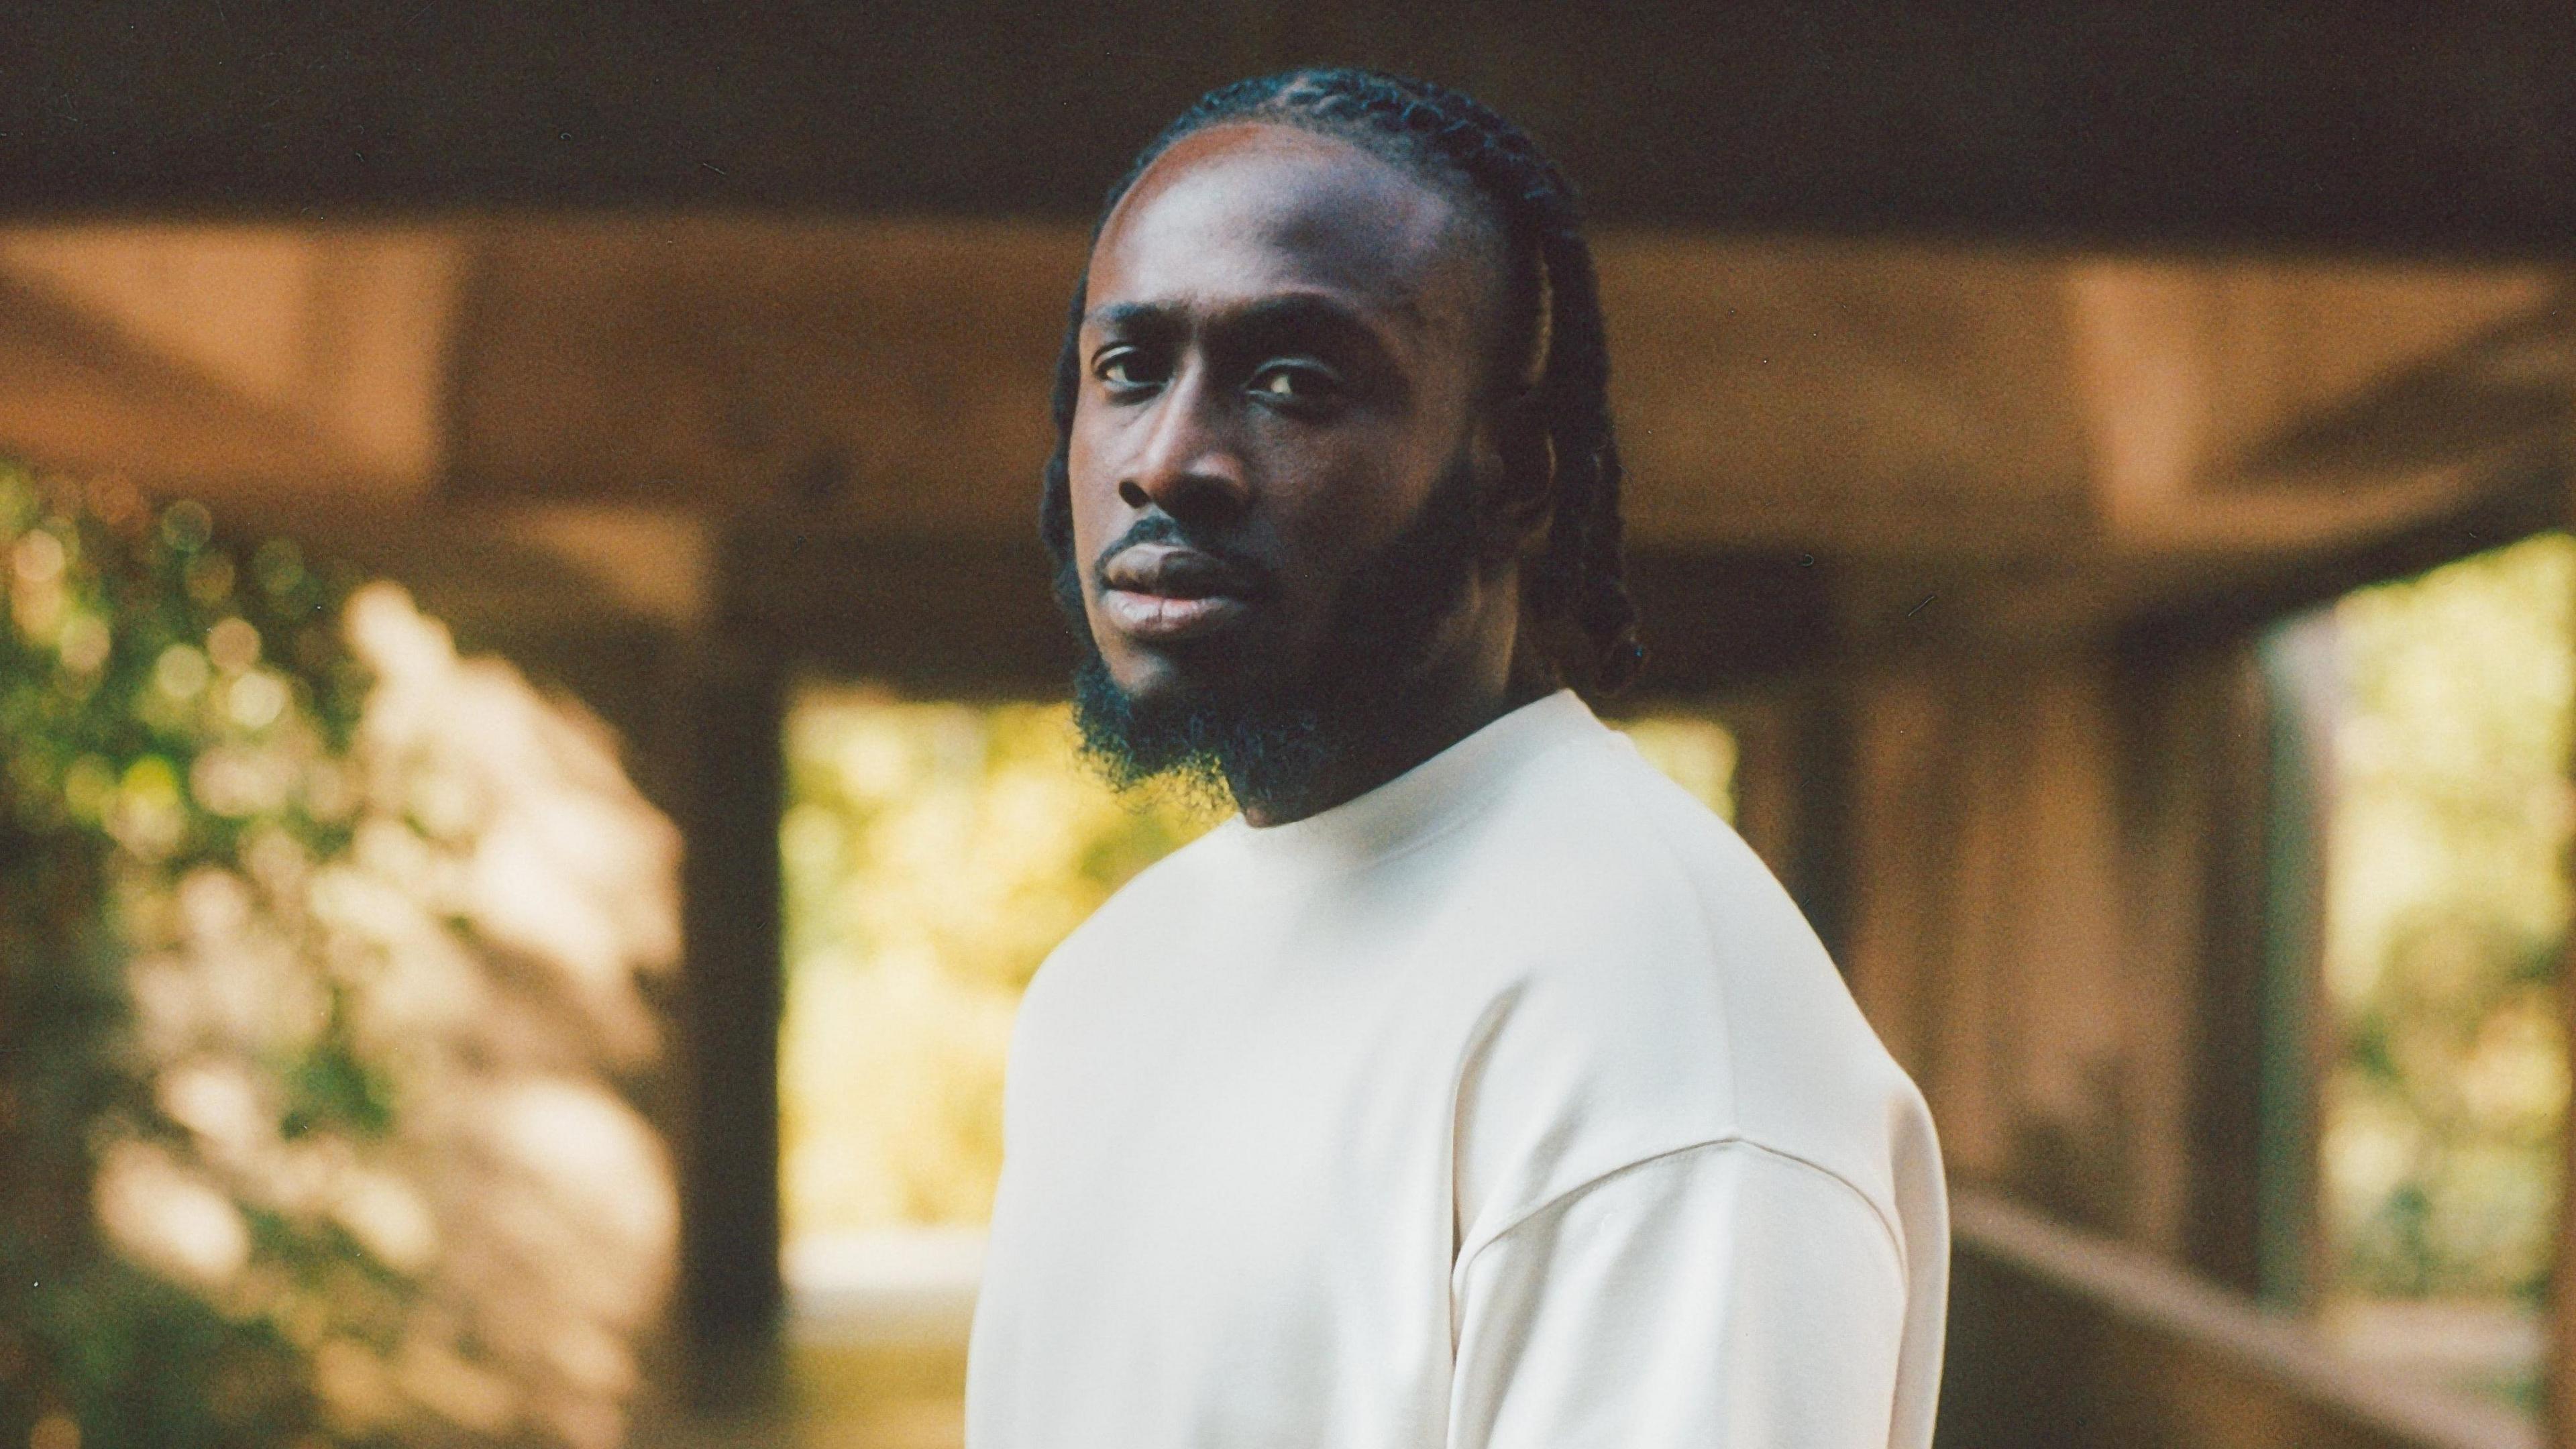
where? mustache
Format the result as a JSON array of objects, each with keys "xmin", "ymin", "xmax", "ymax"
[{"xmin": 1090, "ymin": 515, "xmax": 1269, "ymax": 594}]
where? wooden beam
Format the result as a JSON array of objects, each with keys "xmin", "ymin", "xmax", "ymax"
[
  {"xmin": 2068, "ymin": 266, "xmax": 2559, "ymax": 553},
  {"xmin": 5, "ymin": 3, "xmax": 2576, "ymax": 257},
  {"xmin": 1601, "ymin": 236, "xmax": 2094, "ymax": 555},
  {"xmin": 441, "ymin": 217, "xmax": 1073, "ymax": 525},
  {"xmin": 433, "ymin": 217, "xmax": 2111, "ymax": 555},
  {"xmin": 2114, "ymin": 454, "xmax": 2568, "ymax": 656},
  {"xmin": 0, "ymin": 226, "xmax": 459, "ymax": 496},
  {"xmin": 13, "ymin": 215, "xmax": 2542, "ymax": 582}
]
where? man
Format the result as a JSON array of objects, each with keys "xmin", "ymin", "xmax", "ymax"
[{"xmin": 968, "ymin": 68, "xmax": 1947, "ymax": 1447}]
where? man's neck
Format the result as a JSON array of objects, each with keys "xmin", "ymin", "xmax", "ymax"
[
  {"xmin": 1233, "ymin": 667, "xmax": 1551, "ymax": 828},
  {"xmin": 1229, "ymin": 569, "xmax": 1554, "ymax": 828}
]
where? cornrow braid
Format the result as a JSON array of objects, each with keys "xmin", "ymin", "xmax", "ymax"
[{"xmin": 1038, "ymin": 67, "xmax": 1645, "ymax": 695}]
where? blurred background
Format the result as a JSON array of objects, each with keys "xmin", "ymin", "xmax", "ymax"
[{"xmin": 3, "ymin": 5, "xmax": 2574, "ymax": 1446}]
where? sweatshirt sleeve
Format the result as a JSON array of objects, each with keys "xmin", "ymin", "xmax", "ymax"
[{"xmin": 1447, "ymin": 1139, "xmax": 1911, "ymax": 1449}]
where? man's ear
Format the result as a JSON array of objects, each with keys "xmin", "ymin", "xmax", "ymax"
[{"xmin": 1477, "ymin": 400, "xmax": 1556, "ymax": 557}]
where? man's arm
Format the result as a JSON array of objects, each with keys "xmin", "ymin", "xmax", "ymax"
[{"xmin": 1449, "ymin": 1139, "xmax": 1912, "ymax": 1448}]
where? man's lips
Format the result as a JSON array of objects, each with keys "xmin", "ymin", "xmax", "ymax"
[{"xmin": 1097, "ymin": 543, "xmax": 1262, "ymax": 643}]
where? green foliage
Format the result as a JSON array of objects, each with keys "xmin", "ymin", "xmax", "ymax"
[
  {"xmin": 2324, "ymin": 531, "xmax": 2572, "ymax": 1302},
  {"xmin": 0, "ymin": 466, "xmax": 380, "ymax": 1448}
]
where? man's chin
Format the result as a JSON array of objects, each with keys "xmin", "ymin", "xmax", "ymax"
[{"xmin": 1069, "ymin": 653, "xmax": 1332, "ymax": 808}]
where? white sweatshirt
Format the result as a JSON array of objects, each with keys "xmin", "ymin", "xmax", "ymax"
[{"xmin": 967, "ymin": 690, "xmax": 1946, "ymax": 1448}]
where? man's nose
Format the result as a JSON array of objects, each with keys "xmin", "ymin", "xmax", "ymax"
[{"xmin": 1119, "ymin": 366, "xmax": 1250, "ymax": 522}]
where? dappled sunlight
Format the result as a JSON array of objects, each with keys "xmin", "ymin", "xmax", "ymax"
[{"xmin": 1, "ymin": 470, "xmax": 681, "ymax": 1448}]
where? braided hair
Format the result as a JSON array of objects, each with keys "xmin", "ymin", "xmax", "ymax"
[{"xmin": 1038, "ymin": 67, "xmax": 1645, "ymax": 695}]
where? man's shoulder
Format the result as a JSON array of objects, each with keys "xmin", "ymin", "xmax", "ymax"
[
  {"xmin": 1464, "ymin": 724, "xmax": 1799, "ymax": 955},
  {"xmin": 1452, "ymin": 729, "xmax": 1931, "ymax": 1242}
]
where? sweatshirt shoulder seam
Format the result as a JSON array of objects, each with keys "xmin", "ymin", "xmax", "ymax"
[{"xmin": 1458, "ymin": 1136, "xmax": 1909, "ymax": 1283}]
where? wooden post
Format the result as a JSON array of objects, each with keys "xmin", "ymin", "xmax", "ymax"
[
  {"xmin": 2182, "ymin": 642, "xmax": 2276, "ymax": 1298},
  {"xmin": 1716, "ymin": 679, "xmax": 1853, "ymax": 967},
  {"xmin": 674, "ymin": 636, "xmax": 789, "ymax": 1352},
  {"xmin": 2253, "ymin": 619, "xmax": 2332, "ymax": 1313}
]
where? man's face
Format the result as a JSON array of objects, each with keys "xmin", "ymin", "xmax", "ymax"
[{"xmin": 1066, "ymin": 122, "xmax": 1505, "ymax": 725}]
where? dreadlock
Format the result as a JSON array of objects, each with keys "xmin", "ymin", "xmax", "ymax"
[{"xmin": 1038, "ymin": 66, "xmax": 1645, "ymax": 696}]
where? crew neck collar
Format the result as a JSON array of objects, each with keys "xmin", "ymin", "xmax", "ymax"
[{"xmin": 1208, "ymin": 688, "xmax": 1601, "ymax": 877}]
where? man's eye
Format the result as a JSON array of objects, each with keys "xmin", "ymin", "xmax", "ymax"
[
  {"xmin": 1250, "ymin": 364, "xmax": 1337, "ymax": 404},
  {"xmin": 1095, "ymin": 350, "xmax": 1163, "ymax": 388}
]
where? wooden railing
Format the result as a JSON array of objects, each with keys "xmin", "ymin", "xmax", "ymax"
[{"xmin": 1939, "ymin": 1191, "xmax": 2541, "ymax": 1449}]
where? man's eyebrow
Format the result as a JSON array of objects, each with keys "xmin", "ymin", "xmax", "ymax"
[
  {"xmin": 1083, "ymin": 301, "xmax": 1182, "ymax": 335},
  {"xmin": 1084, "ymin": 292, "xmax": 1401, "ymax": 352}
]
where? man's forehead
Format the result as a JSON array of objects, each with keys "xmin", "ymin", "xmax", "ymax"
[{"xmin": 1085, "ymin": 122, "xmax": 1493, "ymax": 328}]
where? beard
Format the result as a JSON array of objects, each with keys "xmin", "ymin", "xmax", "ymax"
[{"xmin": 1055, "ymin": 455, "xmax": 1485, "ymax": 816}]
